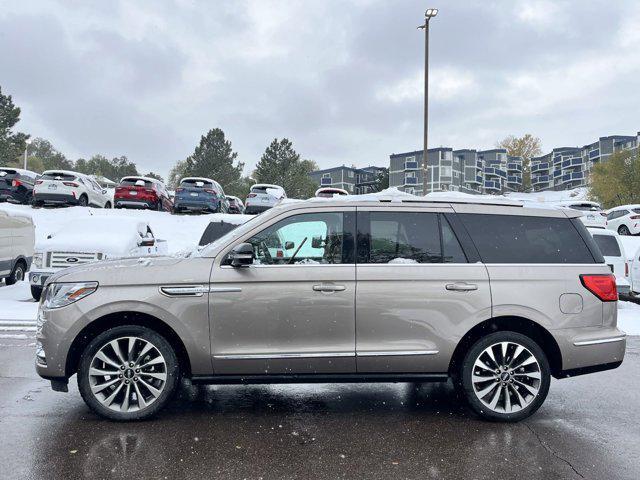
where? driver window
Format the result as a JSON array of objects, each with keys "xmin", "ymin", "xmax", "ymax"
[{"xmin": 248, "ymin": 212, "xmax": 344, "ymax": 265}]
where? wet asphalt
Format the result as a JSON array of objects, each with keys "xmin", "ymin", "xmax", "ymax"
[{"xmin": 0, "ymin": 333, "xmax": 638, "ymax": 480}]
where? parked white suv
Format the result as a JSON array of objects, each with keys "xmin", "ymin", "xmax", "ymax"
[
  {"xmin": 0, "ymin": 209, "xmax": 34, "ymax": 285},
  {"xmin": 588, "ymin": 227, "xmax": 630, "ymax": 295},
  {"xmin": 33, "ymin": 170, "xmax": 112, "ymax": 208},
  {"xmin": 606, "ymin": 205, "xmax": 640, "ymax": 236},
  {"xmin": 245, "ymin": 184, "xmax": 286, "ymax": 214},
  {"xmin": 557, "ymin": 201, "xmax": 607, "ymax": 229},
  {"xmin": 29, "ymin": 217, "xmax": 167, "ymax": 300}
]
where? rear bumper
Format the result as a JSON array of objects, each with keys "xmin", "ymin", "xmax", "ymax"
[
  {"xmin": 34, "ymin": 193, "xmax": 79, "ymax": 205},
  {"xmin": 115, "ymin": 198, "xmax": 155, "ymax": 209},
  {"xmin": 175, "ymin": 200, "xmax": 219, "ymax": 211},
  {"xmin": 553, "ymin": 326, "xmax": 626, "ymax": 378}
]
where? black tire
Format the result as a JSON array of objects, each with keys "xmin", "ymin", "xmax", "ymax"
[
  {"xmin": 31, "ymin": 285, "xmax": 43, "ymax": 301},
  {"xmin": 79, "ymin": 195, "xmax": 88, "ymax": 207},
  {"xmin": 32, "ymin": 199, "xmax": 44, "ymax": 208},
  {"xmin": 5, "ymin": 260, "xmax": 26, "ymax": 286},
  {"xmin": 104, "ymin": 201, "xmax": 112, "ymax": 209},
  {"xmin": 460, "ymin": 331, "xmax": 550, "ymax": 422},
  {"xmin": 156, "ymin": 201, "xmax": 163, "ymax": 212},
  {"xmin": 77, "ymin": 325, "xmax": 180, "ymax": 421},
  {"xmin": 618, "ymin": 225, "xmax": 631, "ymax": 236}
]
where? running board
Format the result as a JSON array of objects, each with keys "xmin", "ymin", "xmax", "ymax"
[{"xmin": 190, "ymin": 373, "xmax": 449, "ymax": 385}]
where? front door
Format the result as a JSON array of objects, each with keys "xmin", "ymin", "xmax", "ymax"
[
  {"xmin": 355, "ymin": 207, "xmax": 492, "ymax": 374},
  {"xmin": 209, "ymin": 208, "xmax": 356, "ymax": 375}
]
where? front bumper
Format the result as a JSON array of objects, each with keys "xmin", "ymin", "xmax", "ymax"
[
  {"xmin": 30, "ymin": 270, "xmax": 55, "ymax": 287},
  {"xmin": 33, "ymin": 193, "xmax": 79, "ymax": 205}
]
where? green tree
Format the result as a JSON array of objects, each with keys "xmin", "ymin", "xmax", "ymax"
[
  {"xmin": 0, "ymin": 86, "xmax": 29, "ymax": 165},
  {"xmin": 171, "ymin": 128, "xmax": 244, "ymax": 193},
  {"xmin": 224, "ymin": 176, "xmax": 254, "ymax": 200},
  {"xmin": 589, "ymin": 150, "xmax": 640, "ymax": 208},
  {"xmin": 144, "ymin": 172, "xmax": 165, "ymax": 183},
  {"xmin": 75, "ymin": 154, "xmax": 138, "ymax": 182},
  {"xmin": 254, "ymin": 138, "xmax": 317, "ymax": 199},
  {"xmin": 25, "ymin": 137, "xmax": 73, "ymax": 172},
  {"xmin": 497, "ymin": 134, "xmax": 542, "ymax": 191},
  {"xmin": 372, "ymin": 168, "xmax": 389, "ymax": 192}
]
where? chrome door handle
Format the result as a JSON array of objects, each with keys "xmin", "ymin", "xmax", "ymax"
[
  {"xmin": 445, "ymin": 282, "xmax": 478, "ymax": 292},
  {"xmin": 313, "ymin": 284, "xmax": 346, "ymax": 292}
]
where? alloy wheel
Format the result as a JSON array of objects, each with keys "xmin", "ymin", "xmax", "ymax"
[
  {"xmin": 88, "ymin": 336, "xmax": 168, "ymax": 413},
  {"xmin": 471, "ymin": 341, "xmax": 542, "ymax": 414}
]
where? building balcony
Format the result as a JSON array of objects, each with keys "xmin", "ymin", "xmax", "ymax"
[
  {"xmin": 484, "ymin": 180, "xmax": 501, "ymax": 190},
  {"xmin": 404, "ymin": 161, "xmax": 419, "ymax": 170},
  {"xmin": 531, "ymin": 163, "xmax": 550, "ymax": 173},
  {"xmin": 561, "ymin": 157, "xmax": 584, "ymax": 168},
  {"xmin": 532, "ymin": 175, "xmax": 550, "ymax": 185},
  {"xmin": 589, "ymin": 149, "xmax": 600, "ymax": 159},
  {"xmin": 507, "ymin": 163, "xmax": 522, "ymax": 171},
  {"xmin": 320, "ymin": 178, "xmax": 332, "ymax": 185},
  {"xmin": 507, "ymin": 175, "xmax": 522, "ymax": 183},
  {"xmin": 404, "ymin": 177, "xmax": 418, "ymax": 185}
]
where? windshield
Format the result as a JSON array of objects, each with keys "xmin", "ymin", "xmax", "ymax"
[
  {"xmin": 121, "ymin": 178, "xmax": 153, "ymax": 187},
  {"xmin": 42, "ymin": 172, "xmax": 76, "ymax": 181},
  {"xmin": 197, "ymin": 212, "xmax": 277, "ymax": 256}
]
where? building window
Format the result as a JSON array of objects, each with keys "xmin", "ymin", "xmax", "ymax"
[
  {"xmin": 441, "ymin": 166, "xmax": 452, "ymax": 177},
  {"xmin": 321, "ymin": 177, "xmax": 332, "ymax": 185},
  {"xmin": 348, "ymin": 170, "xmax": 354, "ymax": 178}
]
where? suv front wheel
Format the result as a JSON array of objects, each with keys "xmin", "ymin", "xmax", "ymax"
[
  {"xmin": 78, "ymin": 325, "xmax": 180, "ymax": 421},
  {"xmin": 460, "ymin": 331, "xmax": 550, "ymax": 422}
]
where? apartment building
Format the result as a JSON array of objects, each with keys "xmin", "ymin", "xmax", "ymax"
[
  {"xmin": 389, "ymin": 148, "xmax": 522, "ymax": 195},
  {"xmin": 308, "ymin": 165, "xmax": 386, "ymax": 195},
  {"xmin": 531, "ymin": 133, "xmax": 640, "ymax": 192}
]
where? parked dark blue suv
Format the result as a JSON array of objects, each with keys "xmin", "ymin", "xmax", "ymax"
[
  {"xmin": 173, "ymin": 177, "xmax": 229, "ymax": 214},
  {"xmin": 0, "ymin": 167, "xmax": 39, "ymax": 204}
]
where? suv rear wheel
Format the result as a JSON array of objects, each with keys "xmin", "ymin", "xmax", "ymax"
[
  {"xmin": 78, "ymin": 325, "xmax": 180, "ymax": 421},
  {"xmin": 460, "ymin": 331, "xmax": 550, "ymax": 422},
  {"xmin": 5, "ymin": 260, "xmax": 26, "ymax": 286}
]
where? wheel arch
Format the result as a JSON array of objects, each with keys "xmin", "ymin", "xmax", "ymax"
[
  {"xmin": 449, "ymin": 316, "xmax": 563, "ymax": 378},
  {"xmin": 65, "ymin": 311, "xmax": 192, "ymax": 379}
]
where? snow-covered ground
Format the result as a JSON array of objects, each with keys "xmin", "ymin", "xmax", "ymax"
[{"xmin": 0, "ymin": 203, "xmax": 248, "ymax": 255}]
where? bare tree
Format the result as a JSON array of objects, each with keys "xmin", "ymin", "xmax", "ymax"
[{"xmin": 497, "ymin": 134, "xmax": 542, "ymax": 191}]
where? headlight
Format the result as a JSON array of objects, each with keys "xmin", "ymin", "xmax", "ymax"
[
  {"xmin": 42, "ymin": 282, "xmax": 98, "ymax": 309},
  {"xmin": 33, "ymin": 253, "xmax": 43, "ymax": 269}
]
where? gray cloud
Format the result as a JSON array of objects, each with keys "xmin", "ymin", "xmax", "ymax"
[{"xmin": 1, "ymin": 0, "xmax": 638, "ymax": 178}]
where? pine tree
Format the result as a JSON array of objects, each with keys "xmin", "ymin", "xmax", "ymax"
[
  {"xmin": 254, "ymin": 138, "xmax": 317, "ymax": 199},
  {"xmin": 0, "ymin": 86, "xmax": 29, "ymax": 165}
]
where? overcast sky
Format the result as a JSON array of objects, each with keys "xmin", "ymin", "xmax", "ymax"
[{"xmin": 1, "ymin": 0, "xmax": 638, "ymax": 177}]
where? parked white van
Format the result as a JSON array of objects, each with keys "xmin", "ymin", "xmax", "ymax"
[
  {"xmin": 0, "ymin": 209, "xmax": 35, "ymax": 285},
  {"xmin": 29, "ymin": 217, "xmax": 167, "ymax": 300},
  {"xmin": 588, "ymin": 227, "xmax": 630, "ymax": 294}
]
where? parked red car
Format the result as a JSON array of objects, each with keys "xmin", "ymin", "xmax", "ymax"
[{"xmin": 114, "ymin": 176, "xmax": 173, "ymax": 211}]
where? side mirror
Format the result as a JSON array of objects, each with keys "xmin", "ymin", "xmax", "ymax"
[
  {"xmin": 284, "ymin": 241, "xmax": 295, "ymax": 250},
  {"xmin": 311, "ymin": 236, "xmax": 324, "ymax": 249},
  {"xmin": 102, "ymin": 189, "xmax": 108, "ymax": 195},
  {"xmin": 228, "ymin": 242, "xmax": 254, "ymax": 267}
]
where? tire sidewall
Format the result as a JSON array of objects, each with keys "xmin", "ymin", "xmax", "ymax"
[
  {"xmin": 79, "ymin": 195, "xmax": 88, "ymax": 207},
  {"xmin": 461, "ymin": 331, "xmax": 551, "ymax": 422},
  {"xmin": 77, "ymin": 325, "xmax": 180, "ymax": 421}
]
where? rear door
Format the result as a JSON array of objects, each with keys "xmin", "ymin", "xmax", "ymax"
[{"xmin": 355, "ymin": 207, "xmax": 491, "ymax": 374}]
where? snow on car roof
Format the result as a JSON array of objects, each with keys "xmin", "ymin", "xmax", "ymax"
[
  {"xmin": 180, "ymin": 177, "xmax": 215, "ymax": 183},
  {"xmin": 42, "ymin": 169, "xmax": 84, "ymax": 177},
  {"xmin": 0, "ymin": 166, "xmax": 38, "ymax": 176},
  {"xmin": 120, "ymin": 176, "xmax": 161, "ymax": 184},
  {"xmin": 608, "ymin": 204, "xmax": 640, "ymax": 212},
  {"xmin": 37, "ymin": 216, "xmax": 150, "ymax": 255}
]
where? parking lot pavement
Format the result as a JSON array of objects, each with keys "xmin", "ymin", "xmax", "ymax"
[{"xmin": 1, "ymin": 334, "xmax": 638, "ymax": 480}]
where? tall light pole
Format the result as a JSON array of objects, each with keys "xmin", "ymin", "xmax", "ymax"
[
  {"xmin": 418, "ymin": 8, "xmax": 438, "ymax": 195},
  {"xmin": 23, "ymin": 138, "xmax": 32, "ymax": 170}
]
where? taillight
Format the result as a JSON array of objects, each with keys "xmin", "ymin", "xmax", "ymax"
[
  {"xmin": 63, "ymin": 182, "xmax": 79, "ymax": 187},
  {"xmin": 204, "ymin": 189, "xmax": 218, "ymax": 195},
  {"xmin": 247, "ymin": 193, "xmax": 256, "ymax": 198},
  {"xmin": 11, "ymin": 179, "xmax": 22, "ymax": 187},
  {"xmin": 175, "ymin": 188, "xmax": 183, "ymax": 193},
  {"xmin": 630, "ymin": 215, "xmax": 640, "ymax": 220},
  {"xmin": 580, "ymin": 274, "xmax": 618, "ymax": 302},
  {"xmin": 36, "ymin": 180, "xmax": 43, "ymax": 185}
]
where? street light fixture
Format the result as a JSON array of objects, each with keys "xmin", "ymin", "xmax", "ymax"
[{"xmin": 418, "ymin": 8, "xmax": 438, "ymax": 195}]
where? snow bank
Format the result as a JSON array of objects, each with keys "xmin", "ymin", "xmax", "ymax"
[
  {"xmin": 0, "ymin": 281, "xmax": 38, "ymax": 321},
  {"xmin": 618, "ymin": 301, "xmax": 640, "ymax": 335},
  {"xmin": 0, "ymin": 203, "xmax": 252, "ymax": 255}
]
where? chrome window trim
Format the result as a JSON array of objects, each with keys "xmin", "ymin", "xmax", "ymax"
[{"xmin": 357, "ymin": 350, "xmax": 439, "ymax": 357}]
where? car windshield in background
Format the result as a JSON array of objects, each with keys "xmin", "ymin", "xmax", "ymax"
[
  {"xmin": 633, "ymin": 209, "xmax": 640, "ymax": 214},
  {"xmin": 593, "ymin": 234, "xmax": 621, "ymax": 257},
  {"xmin": 182, "ymin": 179, "xmax": 214, "ymax": 189},
  {"xmin": 251, "ymin": 187, "xmax": 269, "ymax": 193},
  {"xmin": 198, "ymin": 221, "xmax": 241, "ymax": 247},
  {"xmin": 41, "ymin": 173, "xmax": 76, "ymax": 181},
  {"xmin": 121, "ymin": 179, "xmax": 153, "ymax": 187}
]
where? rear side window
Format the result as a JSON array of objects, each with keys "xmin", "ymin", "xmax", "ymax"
[
  {"xmin": 592, "ymin": 234, "xmax": 621, "ymax": 257},
  {"xmin": 458, "ymin": 214, "xmax": 596, "ymax": 264},
  {"xmin": 181, "ymin": 179, "xmax": 214, "ymax": 189},
  {"xmin": 357, "ymin": 212, "xmax": 466, "ymax": 264}
]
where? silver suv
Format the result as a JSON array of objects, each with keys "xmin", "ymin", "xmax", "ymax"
[{"xmin": 35, "ymin": 198, "xmax": 626, "ymax": 421}]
